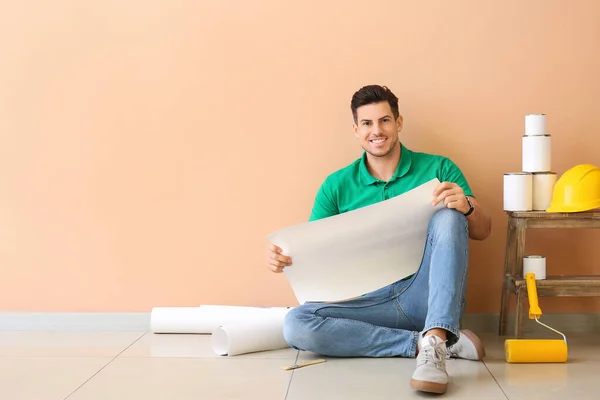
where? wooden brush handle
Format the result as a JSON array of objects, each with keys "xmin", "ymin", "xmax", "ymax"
[{"xmin": 282, "ymin": 358, "xmax": 326, "ymax": 371}]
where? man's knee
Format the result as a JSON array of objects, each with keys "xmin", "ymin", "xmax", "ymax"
[
  {"xmin": 429, "ymin": 208, "xmax": 468, "ymax": 236},
  {"xmin": 282, "ymin": 306, "xmax": 313, "ymax": 350}
]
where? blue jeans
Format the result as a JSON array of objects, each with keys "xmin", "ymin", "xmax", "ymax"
[{"xmin": 282, "ymin": 208, "xmax": 469, "ymax": 358}]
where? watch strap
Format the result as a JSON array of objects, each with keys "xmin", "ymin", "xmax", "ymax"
[{"xmin": 463, "ymin": 196, "xmax": 475, "ymax": 216}]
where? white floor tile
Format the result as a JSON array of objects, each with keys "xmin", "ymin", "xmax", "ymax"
[
  {"xmin": 0, "ymin": 357, "xmax": 110, "ymax": 400},
  {"xmin": 287, "ymin": 353, "xmax": 505, "ymax": 399},
  {"xmin": 68, "ymin": 358, "xmax": 294, "ymax": 400},
  {"xmin": 0, "ymin": 331, "xmax": 144, "ymax": 357}
]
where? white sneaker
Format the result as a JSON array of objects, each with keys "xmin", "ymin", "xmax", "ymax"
[
  {"xmin": 410, "ymin": 335, "xmax": 448, "ymax": 394},
  {"xmin": 447, "ymin": 329, "xmax": 486, "ymax": 361}
]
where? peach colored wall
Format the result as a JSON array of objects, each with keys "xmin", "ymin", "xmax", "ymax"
[{"xmin": 1, "ymin": 1, "xmax": 599, "ymax": 313}]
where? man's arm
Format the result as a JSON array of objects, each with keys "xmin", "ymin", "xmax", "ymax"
[
  {"xmin": 308, "ymin": 180, "xmax": 339, "ymax": 221},
  {"xmin": 464, "ymin": 196, "xmax": 492, "ymax": 240},
  {"xmin": 267, "ymin": 179, "xmax": 339, "ymax": 273},
  {"xmin": 435, "ymin": 158, "xmax": 491, "ymax": 240}
]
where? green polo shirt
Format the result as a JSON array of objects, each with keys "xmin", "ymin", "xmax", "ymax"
[{"xmin": 309, "ymin": 142, "xmax": 474, "ymax": 221}]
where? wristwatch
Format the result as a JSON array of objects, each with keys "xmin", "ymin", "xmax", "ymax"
[{"xmin": 463, "ymin": 196, "xmax": 475, "ymax": 216}]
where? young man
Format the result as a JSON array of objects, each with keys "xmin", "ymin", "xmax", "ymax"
[{"xmin": 266, "ymin": 85, "xmax": 492, "ymax": 394}]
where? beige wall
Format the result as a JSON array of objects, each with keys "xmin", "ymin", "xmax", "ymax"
[{"xmin": 1, "ymin": 1, "xmax": 599, "ymax": 313}]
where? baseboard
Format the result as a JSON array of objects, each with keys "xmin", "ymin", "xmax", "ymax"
[
  {"xmin": 0, "ymin": 312, "xmax": 150, "ymax": 331},
  {"xmin": 462, "ymin": 312, "xmax": 600, "ymax": 336},
  {"xmin": 1, "ymin": 312, "xmax": 599, "ymax": 333}
]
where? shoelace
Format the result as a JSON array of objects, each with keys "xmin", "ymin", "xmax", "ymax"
[
  {"xmin": 421, "ymin": 337, "xmax": 447, "ymax": 367},
  {"xmin": 446, "ymin": 343, "xmax": 460, "ymax": 359}
]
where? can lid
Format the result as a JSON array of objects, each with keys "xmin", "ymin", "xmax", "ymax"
[
  {"xmin": 504, "ymin": 172, "xmax": 533, "ymax": 175},
  {"xmin": 525, "ymin": 255, "xmax": 545, "ymax": 258},
  {"xmin": 522, "ymin": 134, "xmax": 551, "ymax": 137},
  {"xmin": 525, "ymin": 113, "xmax": 546, "ymax": 116},
  {"xmin": 532, "ymin": 171, "xmax": 557, "ymax": 175}
]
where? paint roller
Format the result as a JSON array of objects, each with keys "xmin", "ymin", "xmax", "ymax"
[{"xmin": 505, "ymin": 273, "xmax": 568, "ymax": 363}]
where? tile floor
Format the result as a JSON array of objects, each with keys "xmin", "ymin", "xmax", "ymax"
[{"xmin": 1, "ymin": 330, "xmax": 599, "ymax": 399}]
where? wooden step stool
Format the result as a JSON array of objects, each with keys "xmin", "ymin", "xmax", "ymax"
[{"xmin": 498, "ymin": 210, "xmax": 600, "ymax": 338}]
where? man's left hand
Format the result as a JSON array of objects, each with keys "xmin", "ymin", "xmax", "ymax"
[{"xmin": 432, "ymin": 182, "xmax": 470, "ymax": 214}]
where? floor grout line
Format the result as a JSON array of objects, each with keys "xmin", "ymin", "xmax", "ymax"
[
  {"xmin": 482, "ymin": 360, "xmax": 510, "ymax": 400},
  {"xmin": 284, "ymin": 350, "xmax": 300, "ymax": 400},
  {"xmin": 62, "ymin": 331, "xmax": 147, "ymax": 400}
]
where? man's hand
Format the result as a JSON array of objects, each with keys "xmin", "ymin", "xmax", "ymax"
[
  {"xmin": 432, "ymin": 182, "xmax": 470, "ymax": 214},
  {"xmin": 266, "ymin": 242, "xmax": 292, "ymax": 273}
]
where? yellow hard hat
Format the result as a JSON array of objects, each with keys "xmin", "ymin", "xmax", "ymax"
[{"xmin": 546, "ymin": 164, "xmax": 600, "ymax": 212}]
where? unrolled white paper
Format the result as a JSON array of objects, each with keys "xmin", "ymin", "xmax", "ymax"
[
  {"xmin": 212, "ymin": 316, "xmax": 291, "ymax": 356},
  {"xmin": 266, "ymin": 179, "xmax": 445, "ymax": 304},
  {"xmin": 524, "ymin": 255, "xmax": 546, "ymax": 279},
  {"xmin": 533, "ymin": 172, "xmax": 557, "ymax": 211},
  {"xmin": 504, "ymin": 173, "xmax": 533, "ymax": 211},
  {"xmin": 150, "ymin": 305, "xmax": 292, "ymax": 334},
  {"xmin": 522, "ymin": 135, "xmax": 551, "ymax": 172},
  {"xmin": 525, "ymin": 114, "xmax": 547, "ymax": 136}
]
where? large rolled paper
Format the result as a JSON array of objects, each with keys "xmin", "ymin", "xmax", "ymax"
[
  {"xmin": 522, "ymin": 135, "xmax": 551, "ymax": 172},
  {"xmin": 532, "ymin": 172, "xmax": 557, "ymax": 211},
  {"xmin": 504, "ymin": 173, "xmax": 533, "ymax": 211},
  {"xmin": 150, "ymin": 305, "xmax": 292, "ymax": 334},
  {"xmin": 212, "ymin": 315, "xmax": 291, "ymax": 356},
  {"xmin": 525, "ymin": 114, "xmax": 547, "ymax": 136},
  {"xmin": 151, "ymin": 307, "xmax": 211, "ymax": 334},
  {"xmin": 266, "ymin": 179, "xmax": 445, "ymax": 304}
]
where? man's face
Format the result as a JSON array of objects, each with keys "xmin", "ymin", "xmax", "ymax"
[{"xmin": 353, "ymin": 101, "xmax": 403, "ymax": 158}]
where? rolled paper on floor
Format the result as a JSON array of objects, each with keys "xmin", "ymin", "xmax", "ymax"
[
  {"xmin": 150, "ymin": 307, "xmax": 213, "ymax": 334},
  {"xmin": 523, "ymin": 255, "xmax": 546, "ymax": 279},
  {"xmin": 211, "ymin": 313, "xmax": 292, "ymax": 356},
  {"xmin": 525, "ymin": 114, "xmax": 547, "ymax": 136},
  {"xmin": 150, "ymin": 305, "xmax": 292, "ymax": 334},
  {"xmin": 532, "ymin": 172, "xmax": 557, "ymax": 211},
  {"xmin": 522, "ymin": 135, "xmax": 551, "ymax": 172},
  {"xmin": 504, "ymin": 173, "xmax": 533, "ymax": 211}
]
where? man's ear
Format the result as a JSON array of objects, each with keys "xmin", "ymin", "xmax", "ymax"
[
  {"xmin": 353, "ymin": 123, "xmax": 359, "ymax": 138},
  {"xmin": 396, "ymin": 115, "xmax": 404, "ymax": 132}
]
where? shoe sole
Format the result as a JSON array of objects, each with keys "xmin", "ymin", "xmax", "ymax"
[
  {"xmin": 460, "ymin": 329, "xmax": 486, "ymax": 360},
  {"xmin": 410, "ymin": 378, "xmax": 447, "ymax": 394}
]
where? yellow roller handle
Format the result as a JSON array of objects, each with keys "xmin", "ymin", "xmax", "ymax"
[{"xmin": 526, "ymin": 272, "xmax": 542, "ymax": 319}]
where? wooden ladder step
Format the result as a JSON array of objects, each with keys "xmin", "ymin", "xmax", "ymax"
[{"xmin": 510, "ymin": 275, "xmax": 600, "ymax": 296}]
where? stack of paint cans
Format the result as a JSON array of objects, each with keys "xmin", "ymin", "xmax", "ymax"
[{"xmin": 503, "ymin": 114, "xmax": 557, "ymax": 211}]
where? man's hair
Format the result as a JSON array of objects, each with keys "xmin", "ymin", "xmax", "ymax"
[{"xmin": 350, "ymin": 85, "xmax": 399, "ymax": 123}]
